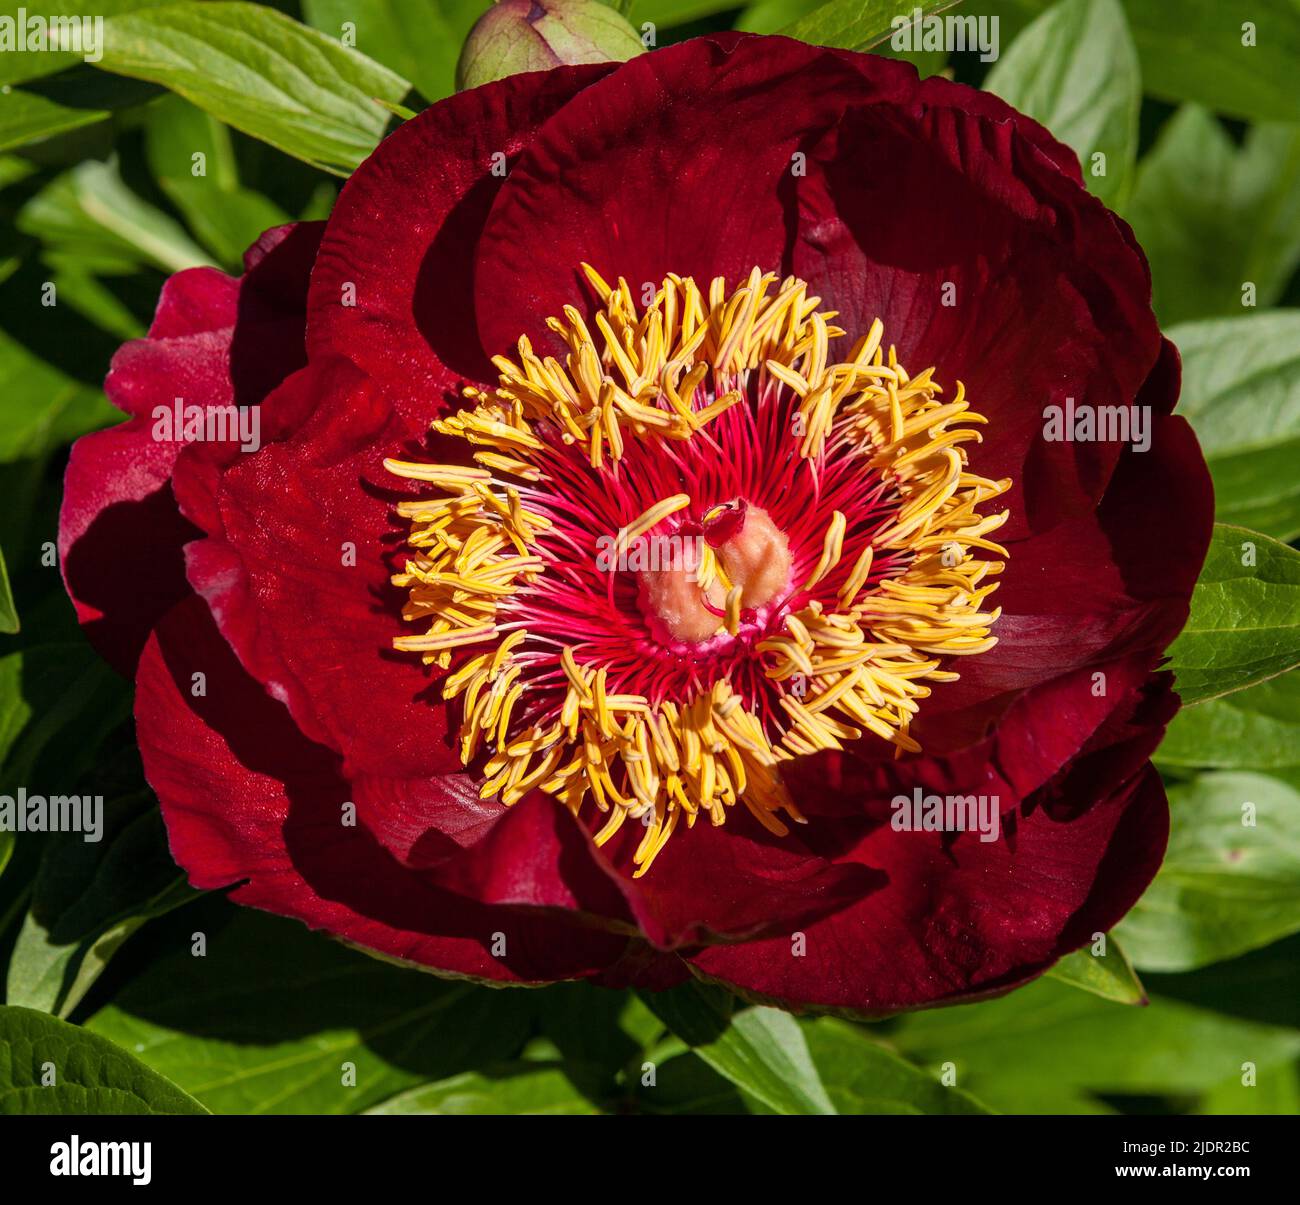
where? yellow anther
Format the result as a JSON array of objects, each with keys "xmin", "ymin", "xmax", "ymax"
[{"xmin": 385, "ymin": 266, "xmax": 1007, "ymax": 873}]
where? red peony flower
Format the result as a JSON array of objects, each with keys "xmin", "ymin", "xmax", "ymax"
[{"xmin": 59, "ymin": 34, "xmax": 1213, "ymax": 1014}]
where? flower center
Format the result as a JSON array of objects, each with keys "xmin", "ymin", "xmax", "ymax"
[
  {"xmin": 636, "ymin": 498, "xmax": 793, "ymax": 645},
  {"xmin": 386, "ymin": 267, "xmax": 1010, "ymax": 874}
]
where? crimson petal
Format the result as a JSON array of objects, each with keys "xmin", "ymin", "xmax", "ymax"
[
  {"xmin": 58, "ymin": 224, "xmax": 322, "ymax": 673},
  {"xmin": 306, "ymin": 63, "xmax": 616, "ymax": 402},
  {"xmin": 688, "ymin": 761, "xmax": 1168, "ymax": 1015},
  {"xmin": 137, "ymin": 594, "xmax": 632, "ymax": 983}
]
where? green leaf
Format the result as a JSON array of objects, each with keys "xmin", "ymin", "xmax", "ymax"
[
  {"xmin": 972, "ymin": 2, "xmax": 1300, "ymax": 124},
  {"xmin": 1169, "ymin": 313, "xmax": 1300, "ymax": 540},
  {"xmin": 303, "ymin": 0, "xmax": 487, "ymax": 104},
  {"xmin": 94, "ymin": 2, "xmax": 412, "ymax": 173},
  {"xmin": 739, "ymin": 0, "xmax": 947, "ymax": 74},
  {"xmin": 0, "ymin": 333, "xmax": 115, "ymax": 465},
  {"xmin": 0, "ymin": 457, "xmax": 61, "ymax": 620},
  {"xmin": 0, "ymin": 84, "xmax": 106, "ymax": 153},
  {"xmin": 638, "ymin": 981, "xmax": 836, "ymax": 1114},
  {"xmin": 626, "ymin": 0, "xmax": 742, "ymax": 26},
  {"xmin": 1158, "ymin": 671, "xmax": 1300, "ymax": 778},
  {"xmin": 637, "ymin": 1049, "xmax": 747, "ymax": 1113},
  {"xmin": 1144, "ymin": 931, "xmax": 1300, "ymax": 1031},
  {"xmin": 0, "ymin": 544, "xmax": 16, "ymax": 634},
  {"xmin": 532, "ymin": 981, "xmax": 660, "ymax": 1082},
  {"xmin": 18, "ymin": 156, "xmax": 215, "ymax": 275},
  {"xmin": 0, "ymin": 650, "xmax": 28, "ymax": 766},
  {"xmin": 1125, "ymin": 110, "xmax": 1300, "ymax": 327},
  {"xmin": 1123, "ymin": 0, "xmax": 1300, "ymax": 125},
  {"xmin": 0, "ymin": 664, "xmax": 143, "ymax": 951},
  {"xmin": 1046, "ymin": 936, "xmax": 1146, "ymax": 1004},
  {"xmin": 86, "ymin": 908, "xmax": 534, "ymax": 1114},
  {"xmin": 739, "ymin": 0, "xmax": 829, "ymax": 32},
  {"xmin": 6, "ymin": 793, "xmax": 198, "ymax": 1018},
  {"xmin": 299, "ymin": 180, "xmax": 337, "ymax": 222},
  {"xmin": 371, "ymin": 97, "xmax": 416, "ymax": 122},
  {"xmin": 984, "ymin": 0, "xmax": 1138, "ymax": 207},
  {"xmin": 145, "ymin": 95, "xmax": 289, "ymax": 270},
  {"xmin": 980, "ymin": 1, "xmax": 1300, "ymax": 125},
  {"xmin": 0, "ymin": 69, "xmax": 162, "ymax": 155},
  {"xmin": 367, "ymin": 1063, "xmax": 599, "ymax": 1114},
  {"xmin": 803, "ymin": 1017, "xmax": 993, "ymax": 1113},
  {"xmin": 891, "ymin": 975, "xmax": 1300, "ymax": 1112},
  {"xmin": 1167, "ymin": 524, "xmax": 1300, "ymax": 705},
  {"xmin": 43, "ymin": 265, "xmax": 146, "ymax": 341},
  {"xmin": 0, "ymin": 154, "xmax": 37, "ymax": 190},
  {"xmin": 780, "ymin": 0, "xmax": 962, "ymax": 57},
  {"xmin": 1197, "ymin": 1062, "xmax": 1300, "ymax": 1115},
  {"xmin": 0, "ymin": 1005, "xmax": 207, "ymax": 1114},
  {"xmin": 1114, "ymin": 772, "xmax": 1300, "ymax": 972},
  {"xmin": 0, "ymin": 644, "xmax": 130, "ymax": 787},
  {"xmin": 0, "ymin": 2, "xmax": 166, "ymax": 87}
]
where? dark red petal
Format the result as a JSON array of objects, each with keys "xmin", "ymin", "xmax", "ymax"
[
  {"xmin": 351, "ymin": 772, "xmax": 641, "ymax": 934},
  {"xmin": 1095, "ymin": 414, "xmax": 1213, "ymax": 603},
  {"xmin": 1035, "ymin": 673, "xmax": 1178, "ymax": 822},
  {"xmin": 790, "ymin": 93, "xmax": 1160, "ymax": 541},
  {"xmin": 700, "ymin": 664, "xmax": 1179, "ymax": 1011},
  {"xmin": 909, "ymin": 413, "xmax": 1213, "ymax": 752},
  {"xmin": 105, "ymin": 223, "xmax": 323, "ymax": 416},
  {"xmin": 1135, "ymin": 333, "xmax": 1182, "ymax": 418},
  {"xmin": 136, "ymin": 595, "xmax": 628, "ymax": 983},
  {"xmin": 799, "ymin": 655, "xmax": 1176, "ymax": 820},
  {"xmin": 58, "ymin": 223, "xmax": 323, "ymax": 673},
  {"xmin": 348, "ymin": 771, "xmax": 505, "ymax": 864},
  {"xmin": 362, "ymin": 761, "xmax": 894, "ymax": 951},
  {"xmin": 175, "ymin": 357, "xmax": 464, "ymax": 779},
  {"xmin": 347, "ymin": 760, "xmax": 884, "ymax": 950},
  {"xmin": 107, "ymin": 271, "xmax": 238, "ymax": 405},
  {"xmin": 306, "ymin": 63, "xmax": 615, "ymax": 402},
  {"xmin": 426, "ymin": 790, "xmax": 636, "ymax": 925},
  {"xmin": 472, "ymin": 34, "xmax": 919, "ymax": 359},
  {"xmin": 351, "ymin": 769, "xmax": 874, "ymax": 949},
  {"xmin": 687, "ymin": 761, "xmax": 1169, "ymax": 1015},
  {"xmin": 597, "ymin": 814, "xmax": 880, "ymax": 951},
  {"xmin": 593, "ymin": 944, "xmax": 692, "ymax": 990},
  {"xmin": 58, "ymin": 420, "xmax": 200, "ymax": 675},
  {"xmin": 909, "ymin": 68, "xmax": 1084, "ymax": 184}
]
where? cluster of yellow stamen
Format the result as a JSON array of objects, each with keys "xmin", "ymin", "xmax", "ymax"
[
  {"xmin": 759, "ymin": 351, "xmax": 1011, "ymax": 758},
  {"xmin": 385, "ymin": 267, "xmax": 1010, "ymax": 874}
]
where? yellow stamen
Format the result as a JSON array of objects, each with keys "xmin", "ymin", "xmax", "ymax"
[{"xmin": 386, "ymin": 268, "xmax": 1009, "ymax": 872}]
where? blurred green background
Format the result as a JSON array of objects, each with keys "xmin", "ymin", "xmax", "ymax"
[{"xmin": 2, "ymin": 0, "xmax": 1300, "ymax": 1116}]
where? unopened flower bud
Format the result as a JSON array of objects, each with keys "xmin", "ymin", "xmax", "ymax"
[{"xmin": 456, "ymin": 0, "xmax": 645, "ymax": 91}]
